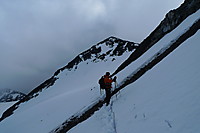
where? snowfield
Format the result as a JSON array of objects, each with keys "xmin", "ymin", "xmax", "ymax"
[
  {"xmin": 68, "ymin": 10, "xmax": 200, "ymax": 133},
  {"xmin": 0, "ymin": 39, "xmax": 133, "ymax": 133},
  {"xmin": 69, "ymin": 30, "xmax": 200, "ymax": 133},
  {"xmin": 0, "ymin": 7, "xmax": 199, "ymax": 133}
]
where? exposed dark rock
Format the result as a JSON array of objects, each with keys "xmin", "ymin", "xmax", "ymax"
[
  {"xmin": 1, "ymin": 0, "xmax": 198, "ymax": 128},
  {"xmin": 0, "ymin": 77, "xmax": 57, "ymax": 121},
  {"xmin": 0, "ymin": 36, "xmax": 137, "ymax": 122},
  {"xmin": 54, "ymin": 36, "xmax": 137, "ymax": 76},
  {"xmin": 51, "ymin": 18, "xmax": 200, "ymax": 133},
  {"xmin": 112, "ymin": 0, "xmax": 200, "ymax": 76},
  {"xmin": 0, "ymin": 89, "xmax": 26, "ymax": 102}
]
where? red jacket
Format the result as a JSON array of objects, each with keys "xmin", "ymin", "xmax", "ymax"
[{"xmin": 104, "ymin": 75, "xmax": 113, "ymax": 89}]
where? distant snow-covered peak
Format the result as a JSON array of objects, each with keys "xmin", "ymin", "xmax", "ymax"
[{"xmin": 0, "ymin": 88, "xmax": 26, "ymax": 102}]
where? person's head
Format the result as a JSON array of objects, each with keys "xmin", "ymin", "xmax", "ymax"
[{"xmin": 106, "ymin": 72, "xmax": 110, "ymax": 76}]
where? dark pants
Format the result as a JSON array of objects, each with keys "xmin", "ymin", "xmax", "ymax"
[{"xmin": 105, "ymin": 88, "xmax": 111, "ymax": 105}]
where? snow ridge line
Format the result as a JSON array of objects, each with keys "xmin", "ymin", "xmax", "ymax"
[
  {"xmin": 0, "ymin": 37, "xmax": 136, "ymax": 122},
  {"xmin": 50, "ymin": 99, "xmax": 105, "ymax": 133},
  {"xmin": 112, "ymin": 18, "xmax": 200, "ymax": 95},
  {"xmin": 50, "ymin": 18, "xmax": 200, "ymax": 133},
  {"xmin": 0, "ymin": 77, "xmax": 57, "ymax": 122},
  {"xmin": 112, "ymin": 0, "xmax": 200, "ymax": 76}
]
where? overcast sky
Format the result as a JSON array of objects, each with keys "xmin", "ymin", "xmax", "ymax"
[{"xmin": 0, "ymin": 0, "xmax": 184, "ymax": 94}]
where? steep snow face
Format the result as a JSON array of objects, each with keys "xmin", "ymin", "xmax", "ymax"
[
  {"xmin": 67, "ymin": 10, "xmax": 200, "ymax": 133},
  {"xmin": 0, "ymin": 89, "xmax": 25, "ymax": 102},
  {"xmin": 116, "ymin": 9, "xmax": 200, "ymax": 84},
  {"xmin": 113, "ymin": 32, "xmax": 200, "ymax": 133},
  {"xmin": 112, "ymin": 0, "xmax": 200, "ymax": 76},
  {"xmin": 0, "ymin": 8, "xmax": 199, "ymax": 133},
  {"xmin": 0, "ymin": 37, "xmax": 137, "ymax": 133}
]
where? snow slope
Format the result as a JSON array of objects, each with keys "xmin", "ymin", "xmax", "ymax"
[
  {"xmin": 0, "ymin": 38, "xmax": 136, "ymax": 133},
  {"xmin": 116, "ymin": 9, "xmax": 200, "ymax": 83},
  {"xmin": 67, "ymin": 10, "xmax": 200, "ymax": 133},
  {"xmin": 0, "ymin": 6, "xmax": 199, "ymax": 133}
]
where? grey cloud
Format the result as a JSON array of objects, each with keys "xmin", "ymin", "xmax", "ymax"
[{"xmin": 0, "ymin": 0, "xmax": 184, "ymax": 93}]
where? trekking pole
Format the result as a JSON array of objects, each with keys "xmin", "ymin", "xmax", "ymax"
[
  {"xmin": 115, "ymin": 81, "xmax": 121, "ymax": 99},
  {"xmin": 115, "ymin": 81, "xmax": 118, "ymax": 89},
  {"xmin": 113, "ymin": 76, "xmax": 117, "ymax": 90},
  {"xmin": 100, "ymin": 88, "xmax": 101, "ymax": 95},
  {"xmin": 115, "ymin": 81, "xmax": 117, "ymax": 99}
]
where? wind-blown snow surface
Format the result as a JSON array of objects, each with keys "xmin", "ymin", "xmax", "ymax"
[
  {"xmin": 68, "ymin": 11, "xmax": 200, "ymax": 133},
  {"xmin": 0, "ymin": 40, "xmax": 133, "ymax": 133},
  {"xmin": 0, "ymin": 10, "xmax": 199, "ymax": 133}
]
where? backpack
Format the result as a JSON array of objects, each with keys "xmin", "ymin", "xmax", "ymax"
[{"xmin": 98, "ymin": 76, "xmax": 106, "ymax": 89}]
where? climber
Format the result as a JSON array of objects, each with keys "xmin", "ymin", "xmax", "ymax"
[{"xmin": 98, "ymin": 72, "xmax": 117, "ymax": 106}]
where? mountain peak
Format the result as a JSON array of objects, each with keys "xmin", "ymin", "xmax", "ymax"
[
  {"xmin": 0, "ymin": 88, "xmax": 26, "ymax": 102},
  {"xmin": 54, "ymin": 36, "xmax": 138, "ymax": 76}
]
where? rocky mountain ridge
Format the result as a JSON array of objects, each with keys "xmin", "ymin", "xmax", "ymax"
[
  {"xmin": 0, "ymin": 36, "xmax": 138, "ymax": 121},
  {"xmin": 112, "ymin": 0, "xmax": 200, "ymax": 76},
  {"xmin": 0, "ymin": 0, "xmax": 199, "ymax": 132},
  {"xmin": 0, "ymin": 88, "xmax": 26, "ymax": 102}
]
